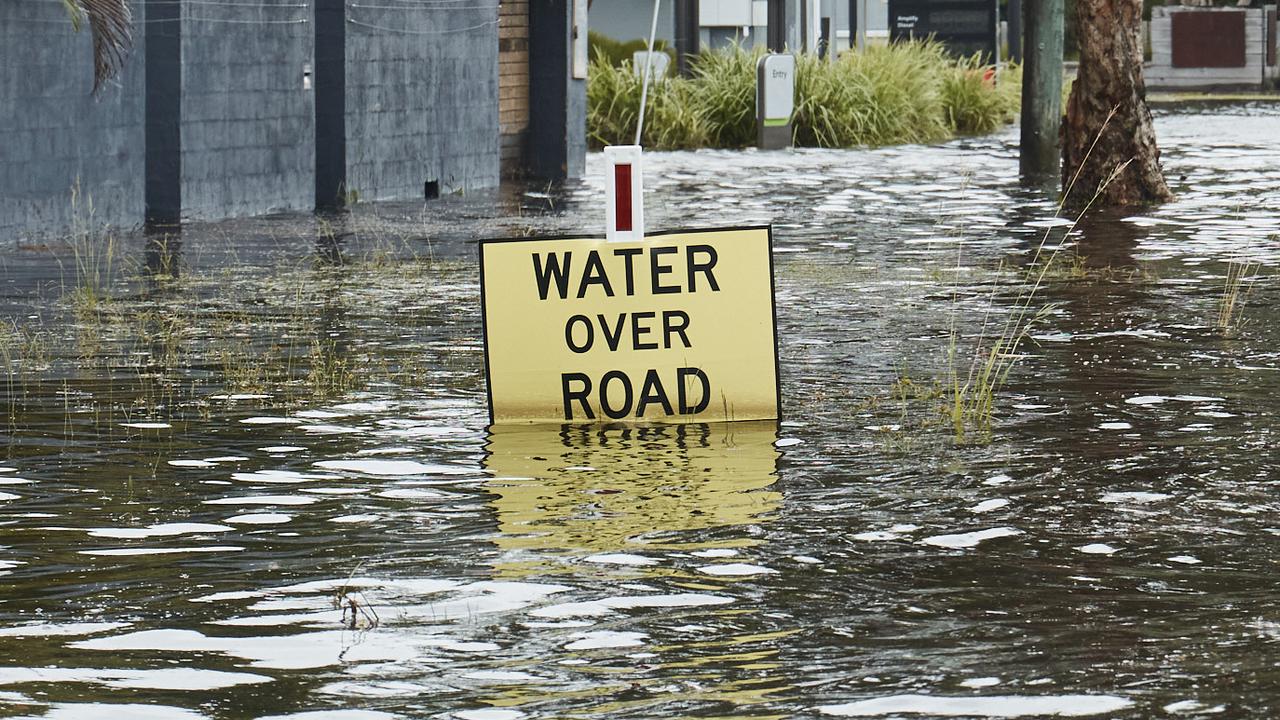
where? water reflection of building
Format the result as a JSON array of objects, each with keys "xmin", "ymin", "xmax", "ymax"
[{"xmin": 483, "ymin": 422, "xmax": 782, "ymax": 572}]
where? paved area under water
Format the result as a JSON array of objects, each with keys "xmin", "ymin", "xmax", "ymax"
[{"xmin": 0, "ymin": 102, "xmax": 1278, "ymax": 718}]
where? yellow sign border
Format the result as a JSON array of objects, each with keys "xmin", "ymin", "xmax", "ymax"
[{"xmin": 479, "ymin": 225, "xmax": 781, "ymax": 426}]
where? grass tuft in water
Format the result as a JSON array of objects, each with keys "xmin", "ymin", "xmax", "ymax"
[{"xmin": 1217, "ymin": 260, "xmax": 1260, "ymax": 334}]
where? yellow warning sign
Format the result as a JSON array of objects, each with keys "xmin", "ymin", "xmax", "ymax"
[{"xmin": 480, "ymin": 226, "xmax": 779, "ymax": 424}]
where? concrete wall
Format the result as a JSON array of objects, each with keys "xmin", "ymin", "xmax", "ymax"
[
  {"xmin": 345, "ymin": 5, "xmax": 500, "ymax": 200},
  {"xmin": 0, "ymin": 0, "xmax": 578, "ymax": 239},
  {"xmin": 0, "ymin": 1, "xmax": 145, "ymax": 241},
  {"xmin": 179, "ymin": 7, "xmax": 315, "ymax": 219}
]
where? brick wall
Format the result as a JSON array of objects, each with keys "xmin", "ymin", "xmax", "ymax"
[{"xmin": 499, "ymin": 0, "xmax": 531, "ymax": 173}]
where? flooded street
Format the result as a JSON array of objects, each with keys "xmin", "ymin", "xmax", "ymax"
[{"xmin": 1, "ymin": 102, "xmax": 1279, "ymax": 718}]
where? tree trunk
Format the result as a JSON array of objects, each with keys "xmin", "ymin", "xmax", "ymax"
[{"xmin": 1061, "ymin": 0, "xmax": 1173, "ymax": 208}]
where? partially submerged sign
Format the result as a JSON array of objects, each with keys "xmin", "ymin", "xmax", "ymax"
[
  {"xmin": 481, "ymin": 227, "xmax": 779, "ymax": 425},
  {"xmin": 756, "ymin": 54, "xmax": 795, "ymax": 150}
]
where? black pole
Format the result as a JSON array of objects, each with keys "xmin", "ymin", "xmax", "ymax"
[
  {"xmin": 674, "ymin": 0, "xmax": 699, "ymax": 76},
  {"xmin": 1008, "ymin": 0, "xmax": 1023, "ymax": 64},
  {"xmin": 850, "ymin": 0, "xmax": 857, "ymax": 50},
  {"xmin": 768, "ymin": 0, "xmax": 787, "ymax": 52}
]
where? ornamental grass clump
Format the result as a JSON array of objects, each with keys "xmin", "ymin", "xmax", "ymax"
[
  {"xmin": 586, "ymin": 40, "xmax": 1018, "ymax": 150},
  {"xmin": 793, "ymin": 42, "xmax": 952, "ymax": 147}
]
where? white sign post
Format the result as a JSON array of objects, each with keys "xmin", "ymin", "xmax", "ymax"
[
  {"xmin": 603, "ymin": 145, "xmax": 645, "ymax": 243},
  {"xmin": 756, "ymin": 54, "xmax": 795, "ymax": 150}
]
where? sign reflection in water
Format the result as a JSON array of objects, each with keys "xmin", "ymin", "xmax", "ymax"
[
  {"xmin": 483, "ymin": 421, "xmax": 783, "ymax": 567},
  {"xmin": 479, "ymin": 421, "xmax": 792, "ymax": 715}
]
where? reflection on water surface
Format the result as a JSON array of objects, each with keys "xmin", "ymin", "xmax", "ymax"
[{"xmin": 0, "ymin": 103, "xmax": 1279, "ymax": 717}]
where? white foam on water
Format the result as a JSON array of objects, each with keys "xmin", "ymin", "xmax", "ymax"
[
  {"xmin": 959, "ymin": 677, "xmax": 1001, "ymax": 689},
  {"xmin": 0, "ymin": 478, "xmax": 31, "ymax": 485},
  {"xmin": 206, "ymin": 456, "xmax": 249, "ymax": 463},
  {"xmin": 690, "ymin": 548, "xmax": 739, "ymax": 558},
  {"xmin": 302, "ymin": 487, "xmax": 367, "ymax": 495},
  {"xmin": 0, "ymin": 492, "xmax": 19, "ymax": 501},
  {"xmin": 563, "ymin": 631, "xmax": 647, "ymax": 650},
  {"xmin": 1100, "ymin": 492, "xmax": 1170, "ymax": 504},
  {"xmin": 1077, "ymin": 543, "xmax": 1118, "ymax": 555},
  {"xmin": 232, "ymin": 470, "xmax": 336, "ymax": 484},
  {"xmin": 260, "ymin": 446, "xmax": 306, "ymax": 453},
  {"xmin": 35, "ymin": 703, "xmax": 206, "ymax": 719},
  {"xmin": 87, "ymin": 523, "xmax": 232, "ymax": 539},
  {"xmin": 0, "ymin": 666, "xmax": 270, "ymax": 691},
  {"xmin": 920, "ymin": 527, "xmax": 1023, "ymax": 549},
  {"xmin": 79, "ymin": 546, "xmax": 244, "ymax": 557},
  {"xmin": 1098, "ymin": 422, "xmax": 1132, "ymax": 430},
  {"xmin": 70, "ymin": 628, "xmax": 438, "ymax": 670},
  {"xmin": 455, "ymin": 710, "xmax": 527, "ymax": 720},
  {"xmin": 1025, "ymin": 217, "xmax": 1075, "ymax": 228},
  {"xmin": 583, "ymin": 553, "xmax": 657, "ymax": 566},
  {"xmin": 168, "ymin": 460, "xmax": 215, "ymax": 468},
  {"xmin": 1168, "ymin": 555, "xmax": 1202, "ymax": 565},
  {"xmin": 1124, "ymin": 395, "xmax": 1167, "ymax": 406},
  {"xmin": 817, "ymin": 693, "xmax": 1133, "ymax": 717},
  {"xmin": 225, "ymin": 513, "xmax": 292, "ymax": 525},
  {"xmin": 775, "ymin": 438, "xmax": 803, "ymax": 447},
  {"xmin": 293, "ymin": 410, "xmax": 349, "ymax": 419},
  {"xmin": 0, "ymin": 622, "xmax": 128, "ymax": 637},
  {"xmin": 696, "ymin": 563, "xmax": 777, "ymax": 576},
  {"xmin": 970, "ymin": 500, "xmax": 1009, "ymax": 514},
  {"xmin": 204, "ymin": 495, "xmax": 318, "ymax": 506},
  {"xmin": 241, "ymin": 417, "xmax": 302, "ymax": 425},
  {"xmin": 531, "ymin": 593, "xmax": 732, "ymax": 618},
  {"xmin": 983, "ymin": 474, "xmax": 1014, "ymax": 486},
  {"xmin": 1163, "ymin": 700, "xmax": 1224, "ymax": 715},
  {"xmin": 315, "ymin": 459, "xmax": 476, "ymax": 476},
  {"xmin": 1173, "ymin": 395, "xmax": 1225, "ymax": 403},
  {"xmin": 793, "ymin": 556, "xmax": 822, "ymax": 564},
  {"xmin": 258, "ymin": 711, "xmax": 402, "ymax": 720},
  {"xmin": 211, "ymin": 393, "xmax": 271, "ymax": 400},
  {"xmin": 121, "ymin": 422, "xmax": 172, "ymax": 429}
]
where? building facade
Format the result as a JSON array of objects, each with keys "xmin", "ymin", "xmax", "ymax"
[{"xmin": 0, "ymin": 0, "xmax": 586, "ymax": 239}]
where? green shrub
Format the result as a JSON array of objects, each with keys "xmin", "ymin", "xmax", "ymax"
[
  {"xmin": 794, "ymin": 42, "xmax": 952, "ymax": 147},
  {"xmin": 588, "ymin": 31, "xmax": 674, "ymax": 69},
  {"xmin": 942, "ymin": 55, "xmax": 1020, "ymax": 135},
  {"xmin": 586, "ymin": 40, "xmax": 1019, "ymax": 151}
]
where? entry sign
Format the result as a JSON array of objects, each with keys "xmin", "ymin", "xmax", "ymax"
[{"xmin": 480, "ymin": 227, "xmax": 779, "ymax": 425}]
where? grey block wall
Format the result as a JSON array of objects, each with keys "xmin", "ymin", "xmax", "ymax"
[
  {"xmin": 179, "ymin": 6, "xmax": 315, "ymax": 219},
  {"xmin": 0, "ymin": 1, "xmax": 145, "ymax": 242},
  {"xmin": 344, "ymin": 6, "xmax": 501, "ymax": 201}
]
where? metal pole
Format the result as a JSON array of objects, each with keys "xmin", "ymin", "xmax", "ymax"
[
  {"xmin": 1019, "ymin": 0, "xmax": 1064, "ymax": 179},
  {"xmin": 674, "ymin": 0, "xmax": 699, "ymax": 76},
  {"xmin": 635, "ymin": 0, "xmax": 662, "ymax": 146},
  {"xmin": 1008, "ymin": 0, "xmax": 1023, "ymax": 64},
  {"xmin": 768, "ymin": 0, "xmax": 786, "ymax": 52}
]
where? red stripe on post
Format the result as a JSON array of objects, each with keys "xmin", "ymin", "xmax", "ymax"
[{"xmin": 614, "ymin": 164, "xmax": 633, "ymax": 232}]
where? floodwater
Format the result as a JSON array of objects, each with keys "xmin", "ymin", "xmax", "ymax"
[{"xmin": 0, "ymin": 102, "xmax": 1278, "ymax": 719}]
